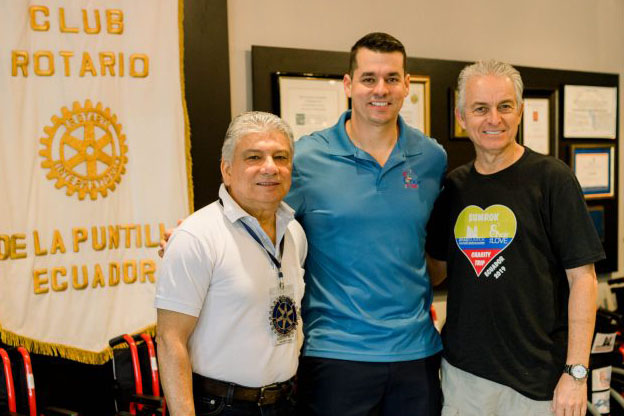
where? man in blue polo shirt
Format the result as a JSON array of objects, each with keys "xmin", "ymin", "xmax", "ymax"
[{"xmin": 287, "ymin": 32, "xmax": 447, "ymax": 416}]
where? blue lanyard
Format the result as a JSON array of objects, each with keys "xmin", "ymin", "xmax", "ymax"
[{"xmin": 220, "ymin": 198, "xmax": 285, "ymax": 288}]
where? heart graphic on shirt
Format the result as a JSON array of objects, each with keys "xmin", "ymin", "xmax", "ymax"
[{"xmin": 454, "ymin": 205, "xmax": 517, "ymax": 276}]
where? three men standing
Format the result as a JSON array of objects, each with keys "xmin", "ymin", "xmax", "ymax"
[{"xmin": 156, "ymin": 33, "xmax": 605, "ymax": 416}]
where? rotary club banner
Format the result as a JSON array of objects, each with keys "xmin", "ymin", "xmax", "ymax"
[{"xmin": 0, "ymin": 0, "xmax": 192, "ymax": 363}]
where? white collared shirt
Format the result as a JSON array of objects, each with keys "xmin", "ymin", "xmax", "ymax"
[
  {"xmin": 155, "ymin": 184, "xmax": 307, "ymax": 386},
  {"xmin": 219, "ymin": 184, "xmax": 294, "ymax": 260}
]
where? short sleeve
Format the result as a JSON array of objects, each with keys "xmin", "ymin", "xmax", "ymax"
[
  {"xmin": 290, "ymin": 221, "xmax": 308, "ymax": 267},
  {"xmin": 154, "ymin": 229, "xmax": 214, "ymax": 317},
  {"xmin": 285, "ymin": 161, "xmax": 306, "ymax": 216}
]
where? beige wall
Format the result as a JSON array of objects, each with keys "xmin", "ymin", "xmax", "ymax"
[{"xmin": 227, "ymin": 0, "xmax": 624, "ymax": 277}]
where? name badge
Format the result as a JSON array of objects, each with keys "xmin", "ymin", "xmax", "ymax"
[{"xmin": 269, "ymin": 284, "xmax": 298, "ymax": 345}]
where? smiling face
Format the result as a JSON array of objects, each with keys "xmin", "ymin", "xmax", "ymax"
[
  {"xmin": 456, "ymin": 74, "xmax": 523, "ymax": 158},
  {"xmin": 220, "ymin": 130, "xmax": 292, "ymax": 217},
  {"xmin": 344, "ymin": 48, "xmax": 409, "ymax": 128}
]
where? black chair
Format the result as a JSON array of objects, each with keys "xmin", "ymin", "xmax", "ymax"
[
  {"xmin": 0, "ymin": 346, "xmax": 79, "ymax": 416},
  {"xmin": 109, "ymin": 334, "xmax": 166, "ymax": 416}
]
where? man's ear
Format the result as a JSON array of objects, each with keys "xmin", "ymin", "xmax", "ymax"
[
  {"xmin": 455, "ymin": 107, "xmax": 467, "ymax": 130},
  {"xmin": 220, "ymin": 159, "xmax": 231, "ymax": 186},
  {"xmin": 343, "ymin": 73, "xmax": 352, "ymax": 99},
  {"xmin": 403, "ymin": 73, "xmax": 410, "ymax": 97}
]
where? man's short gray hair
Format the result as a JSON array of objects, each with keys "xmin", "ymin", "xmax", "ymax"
[
  {"xmin": 457, "ymin": 60, "xmax": 524, "ymax": 115},
  {"xmin": 221, "ymin": 111, "xmax": 295, "ymax": 163}
]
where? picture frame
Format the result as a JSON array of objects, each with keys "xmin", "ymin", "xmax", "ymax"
[
  {"xmin": 570, "ymin": 144, "xmax": 615, "ymax": 199},
  {"xmin": 273, "ymin": 72, "xmax": 348, "ymax": 140},
  {"xmin": 400, "ymin": 75, "xmax": 430, "ymax": 135},
  {"xmin": 519, "ymin": 89, "xmax": 558, "ymax": 157},
  {"xmin": 563, "ymin": 85, "xmax": 617, "ymax": 139},
  {"xmin": 449, "ymin": 89, "xmax": 470, "ymax": 140}
]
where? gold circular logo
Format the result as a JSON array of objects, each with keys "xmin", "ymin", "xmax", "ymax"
[{"xmin": 39, "ymin": 100, "xmax": 128, "ymax": 200}]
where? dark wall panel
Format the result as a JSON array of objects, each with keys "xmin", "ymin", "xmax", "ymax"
[{"xmin": 185, "ymin": 0, "xmax": 232, "ymax": 209}]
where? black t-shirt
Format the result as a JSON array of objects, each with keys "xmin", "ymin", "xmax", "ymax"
[{"xmin": 426, "ymin": 147, "xmax": 605, "ymax": 400}]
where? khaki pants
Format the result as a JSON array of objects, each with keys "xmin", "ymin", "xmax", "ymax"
[{"xmin": 441, "ymin": 359, "xmax": 553, "ymax": 416}]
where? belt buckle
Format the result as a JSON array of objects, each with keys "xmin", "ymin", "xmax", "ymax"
[{"xmin": 257, "ymin": 383, "xmax": 278, "ymax": 407}]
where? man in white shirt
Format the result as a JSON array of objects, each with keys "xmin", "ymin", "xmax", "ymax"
[{"xmin": 155, "ymin": 111, "xmax": 307, "ymax": 416}]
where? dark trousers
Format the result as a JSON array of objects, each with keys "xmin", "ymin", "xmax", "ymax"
[
  {"xmin": 193, "ymin": 381, "xmax": 295, "ymax": 416},
  {"xmin": 296, "ymin": 353, "xmax": 442, "ymax": 416}
]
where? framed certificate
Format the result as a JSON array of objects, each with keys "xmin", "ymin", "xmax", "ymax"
[
  {"xmin": 522, "ymin": 98, "xmax": 550, "ymax": 154},
  {"xmin": 519, "ymin": 89, "xmax": 558, "ymax": 156},
  {"xmin": 563, "ymin": 85, "xmax": 617, "ymax": 139},
  {"xmin": 570, "ymin": 144, "xmax": 615, "ymax": 199},
  {"xmin": 275, "ymin": 73, "xmax": 348, "ymax": 140},
  {"xmin": 400, "ymin": 75, "xmax": 430, "ymax": 135}
]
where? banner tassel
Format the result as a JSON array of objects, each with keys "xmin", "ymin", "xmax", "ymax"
[{"xmin": 0, "ymin": 324, "xmax": 156, "ymax": 365}]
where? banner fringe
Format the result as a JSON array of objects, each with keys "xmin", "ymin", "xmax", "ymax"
[{"xmin": 0, "ymin": 324, "xmax": 156, "ymax": 365}]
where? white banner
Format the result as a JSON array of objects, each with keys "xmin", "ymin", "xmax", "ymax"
[{"xmin": 0, "ymin": 0, "xmax": 191, "ymax": 363}]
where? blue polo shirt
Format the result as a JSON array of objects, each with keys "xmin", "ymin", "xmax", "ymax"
[{"xmin": 286, "ymin": 111, "xmax": 446, "ymax": 362}]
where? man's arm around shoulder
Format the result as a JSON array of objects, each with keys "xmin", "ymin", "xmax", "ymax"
[{"xmin": 156, "ymin": 309, "xmax": 198, "ymax": 416}]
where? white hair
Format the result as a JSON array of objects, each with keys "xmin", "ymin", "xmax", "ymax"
[
  {"xmin": 457, "ymin": 59, "xmax": 524, "ymax": 115},
  {"xmin": 221, "ymin": 111, "xmax": 294, "ymax": 163}
]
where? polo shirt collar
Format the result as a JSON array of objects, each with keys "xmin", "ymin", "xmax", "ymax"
[
  {"xmin": 218, "ymin": 184, "xmax": 294, "ymax": 223},
  {"xmin": 218, "ymin": 184, "xmax": 294, "ymax": 252},
  {"xmin": 328, "ymin": 110, "xmax": 423, "ymax": 157}
]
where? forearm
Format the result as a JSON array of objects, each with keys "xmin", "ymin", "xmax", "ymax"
[
  {"xmin": 157, "ymin": 334, "xmax": 195, "ymax": 416},
  {"xmin": 552, "ymin": 267, "xmax": 596, "ymax": 414},
  {"xmin": 566, "ymin": 271, "xmax": 597, "ymax": 366}
]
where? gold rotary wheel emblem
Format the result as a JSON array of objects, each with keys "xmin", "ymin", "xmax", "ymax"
[
  {"xmin": 39, "ymin": 100, "xmax": 128, "ymax": 200},
  {"xmin": 269, "ymin": 295, "xmax": 298, "ymax": 336}
]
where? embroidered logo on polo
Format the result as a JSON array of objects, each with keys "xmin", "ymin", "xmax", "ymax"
[
  {"xmin": 402, "ymin": 169, "xmax": 419, "ymax": 189},
  {"xmin": 454, "ymin": 205, "xmax": 517, "ymax": 276}
]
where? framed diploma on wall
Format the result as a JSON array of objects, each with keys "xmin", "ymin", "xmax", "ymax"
[
  {"xmin": 399, "ymin": 75, "xmax": 430, "ymax": 135},
  {"xmin": 570, "ymin": 144, "xmax": 615, "ymax": 199},
  {"xmin": 274, "ymin": 73, "xmax": 348, "ymax": 140},
  {"xmin": 519, "ymin": 89, "xmax": 558, "ymax": 157},
  {"xmin": 563, "ymin": 85, "xmax": 617, "ymax": 139},
  {"xmin": 522, "ymin": 98, "xmax": 550, "ymax": 155}
]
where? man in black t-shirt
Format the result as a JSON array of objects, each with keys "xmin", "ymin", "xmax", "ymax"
[{"xmin": 426, "ymin": 60, "xmax": 604, "ymax": 416}]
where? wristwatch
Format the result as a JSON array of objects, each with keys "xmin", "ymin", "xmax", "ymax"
[{"xmin": 563, "ymin": 364, "xmax": 589, "ymax": 381}]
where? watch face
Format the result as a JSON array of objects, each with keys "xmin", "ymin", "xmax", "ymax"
[{"xmin": 571, "ymin": 365, "xmax": 588, "ymax": 379}]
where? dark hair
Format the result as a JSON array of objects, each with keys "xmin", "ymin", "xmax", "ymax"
[{"xmin": 348, "ymin": 32, "xmax": 407, "ymax": 76}]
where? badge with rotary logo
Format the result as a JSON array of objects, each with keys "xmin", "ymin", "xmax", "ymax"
[
  {"xmin": 269, "ymin": 285, "xmax": 298, "ymax": 345},
  {"xmin": 39, "ymin": 100, "xmax": 128, "ymax": 201}
]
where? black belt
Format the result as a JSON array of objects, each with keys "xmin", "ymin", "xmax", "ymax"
[{"xmin": 192, "ymin": 373, "xmax": 294, "ymax": 406}]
